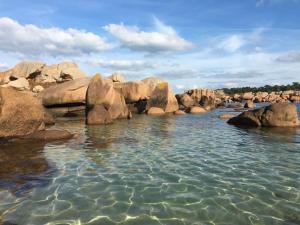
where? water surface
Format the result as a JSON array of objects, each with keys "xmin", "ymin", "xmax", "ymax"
[{"xmin": 0, "ymin": 105, "xmax": 300, "ymax": 225}]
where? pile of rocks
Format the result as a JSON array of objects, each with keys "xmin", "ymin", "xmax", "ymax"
[
  {"xmin": 217, "ymin": 90, "xmax": 300, "ymax": 104},
  {"xmin": 0, "ymin": 61, "xmax": 87, "ymax": 92},
  {"xmin": 176, "ymin": 89, "xmax": 215, "ymax": 114}
]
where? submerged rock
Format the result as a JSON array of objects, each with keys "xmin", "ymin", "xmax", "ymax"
[
  {"xmin": 174, "ymin": 110, "xmax": 186, "ymax": 115},
  {"xmin": 0, "ymin": 87, "xmax": 45, "ymax": 138},
  {"xmin": 23, "ymin": 130, "xmax": 73, "ymax": 141},
  {"xmin": 228, "ymin": 103, "xmax": 299, "ymax": 127},
  {"xmin": 219, "ymin": 114, "xmax": 235, "ymax": 119}
]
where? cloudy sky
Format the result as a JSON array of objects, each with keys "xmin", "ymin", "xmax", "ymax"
[{"xmin": 0, "ymin": 0, "xmax": 300, "ymax": 92}]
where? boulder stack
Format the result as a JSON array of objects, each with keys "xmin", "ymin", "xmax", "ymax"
[
  {"xmin": 86, "ymin": 74, "xmax": 130, "ymax": 125},
  {"xmin": 147, "ymin": 82, "xmax": 179, "ymax": 113}
]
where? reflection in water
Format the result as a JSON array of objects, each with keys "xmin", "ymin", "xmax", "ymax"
[
  {"xmin": 0, "ymin": 140, "xmax": 55, "ymax": 197},
  {"xmin": 0, "ymin": 104, "xmax": 299, "ymax": 225}
]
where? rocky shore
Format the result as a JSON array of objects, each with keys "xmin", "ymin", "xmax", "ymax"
[{"xmin": 0, "ymin": 61, "xmax": 299, "ymax": 141}]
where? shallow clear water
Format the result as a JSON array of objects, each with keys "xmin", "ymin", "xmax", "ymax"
[{"xmin": 0, "ymin": 105, "xmax": 300, "ymax": 225}]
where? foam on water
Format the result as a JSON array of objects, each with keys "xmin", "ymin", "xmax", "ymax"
[{"xmin": 0, "ymin": 105, "xmax": 300, "ymax": 225}]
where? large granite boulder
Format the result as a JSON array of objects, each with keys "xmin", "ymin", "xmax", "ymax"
[
  {"xmin": 0, "ymin": 87, "xmax": 45, "ymax": 138},
  {"xmin": 86, "ymin": 74, "xmax": 130, "ymax": 125},
  {"xmin": 141, "ymin": 76, "xmax": 166, "ymax": 96},
  {"xmin": 41, "ymin": 77, "xmax": 90, "ymax": 106},
  {"xmin": 38, "ymin": 62, "xmax": 87, "ymax": 83},
  {"xmin": 176, "ymin": 93, "xmax": 194, "ymax": 108},
  {"xmin": 242, "ymin": 92, "xmax": 254, "ymax": 100},
  {"xmin": 199, "ymin": 95, "xmax": 215, "ymax": 110},
  {"xmin": 0, "ymin": 61, "xmax": 87, "ymax": 89},
  {"xmin": 2, "ymin": 77, "xmax": 30, "ymax": 91},
  {"xmin": 0, "ymin": 61, "xmax": 45, "ymax": 79},
  {"xmin": 147, "ymin": 107, "xmax": 165, "ymax": 116},
  {"xmin": 228, "ymin": 103, "xmax": 299, "ymax": 127},
  {"xmin": 114, "ymin": 81, "xmax": 148, "ymax": 103},
  {"xmin": 147, "ymin": 82, "xmax": 179, "ymax": 113}
]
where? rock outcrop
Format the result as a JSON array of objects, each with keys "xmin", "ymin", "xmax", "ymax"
[
  {"xmin": 108, "ymin": 72, "xmax": 125, "ymax": 83},
  {"xmin": 1, "ymin": 61, "xmax": 87, "ymax": 91},
  {"xmin": 228, "ymin": 103, "xmax": 299, "ymax": 127},
  {"xmin": 114, "ymin": 81, "xmax": 148, "ymax": 103},
  {"xmin": 147, "ymin": 107, "xmax": 165, "ymax": 116},
  {"xmin": 86, "ymin": 74, "xmax": 130, "ymax": 125},
  {"xmin": 0, "ymin": 87, "xmax": 45, "ymax": 138},
  {"xmin": 141, "ymin": 76, "xmax": 166, "ymax": 97},
  {"xmin": 147, "ymin": 82, "xmax": 179, "ymax": 113},
  {"xmin": 41, "ymin": 77, "xmax": 90, "ymax": 107}
]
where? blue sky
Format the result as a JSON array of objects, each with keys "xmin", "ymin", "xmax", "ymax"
[{"xmin": 0, "ymin": 0, "xmax": 300, "ymax": 92}]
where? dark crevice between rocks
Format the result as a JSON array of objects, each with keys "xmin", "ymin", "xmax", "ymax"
[{"xmin": 45, "ymin": 102, "xmax": 86, "ymax": 108}]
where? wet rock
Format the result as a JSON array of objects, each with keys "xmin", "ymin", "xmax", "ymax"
[
  {"xmin": 147, "ymin": 107, "xmax": 165, "ymax": 116},
  {"xmin": 188, "ymin": 106, "xmax": 206, "ymax": 114},
  {"xmin": 87, "ymin": 104, "xmax": 113, "ymax": 125},
  {"xmin": 23, "ymin": 130, "xmax": 73, "ymax": 141},
  {"xmin": 228, "ymin": 103, "xmax": 300, "ymax": 127},
  {"xmin": 44, "ymin": 110, "xmax": 55, "ymax": 125},
  {"xmin": 219, "ymin": 114, "xmax": 235, "ymax": 119},
  {"xmin": 174, "ymin": 110, "xmax": 186, "ymax": 115},
  {"xmin": 0, "ymin": 87, "xmax": 45, "ymax": 138}
]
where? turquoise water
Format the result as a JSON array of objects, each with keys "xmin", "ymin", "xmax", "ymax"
[{"xmin": 0, "ymin": 105, "xmax": 300, "ymax": 225}]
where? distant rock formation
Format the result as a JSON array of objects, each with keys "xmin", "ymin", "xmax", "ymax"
[{"xmin": 0, "ymin": 61, "xmax": 87, "ymax": 91}]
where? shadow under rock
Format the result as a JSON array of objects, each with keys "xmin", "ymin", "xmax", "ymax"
[{"xmin": 0, "ymin": 139, "xmax": 56, "ymax": 197}]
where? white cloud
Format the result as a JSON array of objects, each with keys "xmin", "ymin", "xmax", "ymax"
[
  {"xmin": 103, "ymin": 18, "xmax": 194, "ymax": 53},
  {"xmin": 275, "ymin": 52, "xmax": 300, "ymax": 63},
  {"xmin": 216, "ymin": 28, "xmax": 265, "ymax": 53},
  {"xmin": 217, "ymin": 35, "xmax": 246, "ymax": 53},
  {"xmin": 256, "ymin": 0, "xmax": 299, "ymax": 6},
  {"xmin": 86, "ymin": 59, "xmax": 155, "ymax": 71},
  {"xmin": 0, "ymin": 17, "xmax": 113, "ymax": 57},
  {"xmin": 0, "ymin": 62, "xmax": 8, "ymax": 71}
]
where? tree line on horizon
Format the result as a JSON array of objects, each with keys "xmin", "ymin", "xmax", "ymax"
[{"xmin": 221, "ymin": 82, "xmax": 300, "ymax": 95}]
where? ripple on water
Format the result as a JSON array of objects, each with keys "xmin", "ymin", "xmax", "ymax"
[{"xmin": 0, "ymin": 105, "xmax": 300, "ymax": 225}]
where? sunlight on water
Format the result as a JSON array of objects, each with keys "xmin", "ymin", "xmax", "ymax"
[{"xmin": 0, "ymin": 105, "xmax": 300, "ymax": 225}]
